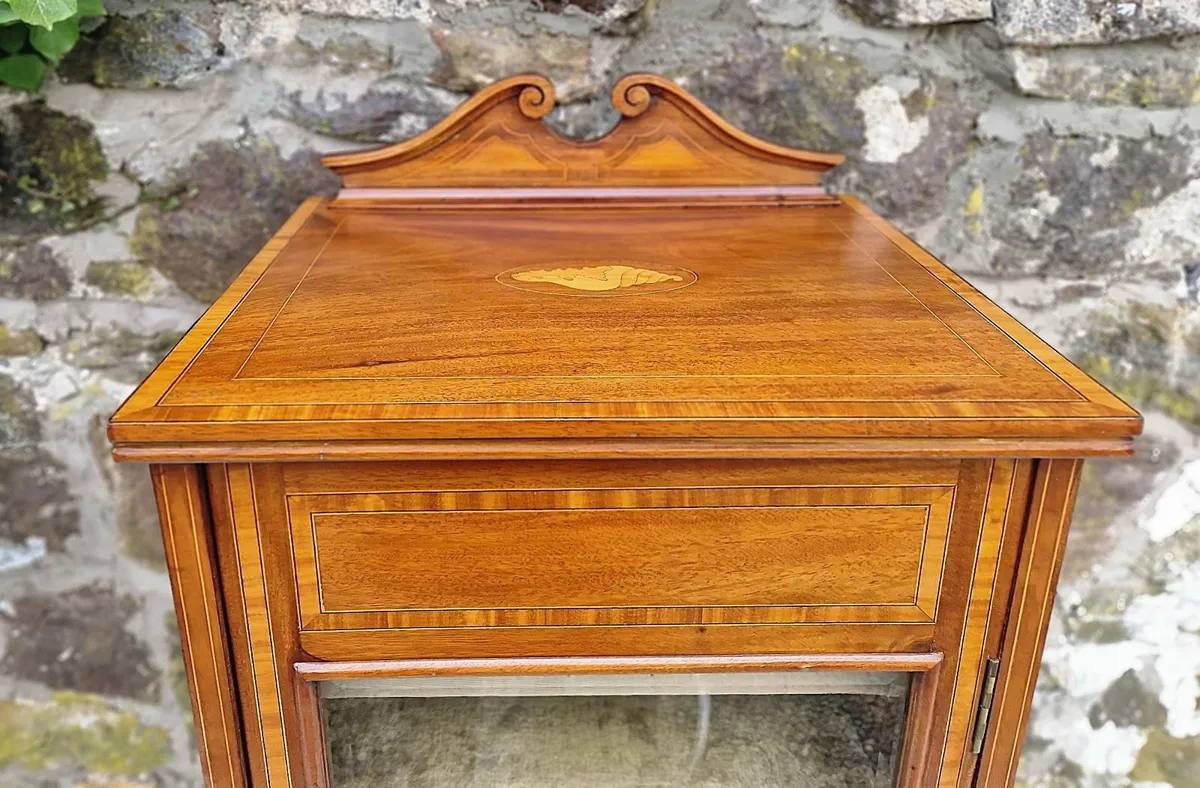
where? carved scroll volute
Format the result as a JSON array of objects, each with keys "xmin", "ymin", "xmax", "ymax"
[
  {"xmin": 513, "ymin": 74, "xmax": 556, "ymax": 119},
  {"xmin": 322, "ymin": 72, "xmax": 844, "ymax": 205}
]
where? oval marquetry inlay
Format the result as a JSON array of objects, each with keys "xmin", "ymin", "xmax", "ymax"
[{"xmin": 497, "ymin": 262, "xmax": 697, "ymax": 297}]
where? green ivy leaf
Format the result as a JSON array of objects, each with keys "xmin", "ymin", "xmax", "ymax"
[
  {"xmin": 0, "ymin": 52, "xmax": 45, "ymax": 90},
  {"xmin": 0, "ymin": 4, "xmax": 20, "ymax": 24},
  {"xmin": 29, "ymin": 15, "xmax": 75, "ymax": 60},
  {"xmin": 8, "ymin": 0, "xmax": 77, "ymax": 29},
  {"xmin": 76, "ymin": 0, "xmax": 101, "ymax": 16},
  {"xmin": 0, "ymin": 20, "xmax": 25, "ymax": 52}
]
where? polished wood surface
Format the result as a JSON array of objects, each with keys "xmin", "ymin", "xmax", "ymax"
[
  {"xmin": 109, "ymin": 197, "xmax": 1138, "ymax": 452},
  {"xmin": 283, "ymin": 457, "xmax": 960, "ymax": 639},
  {"xmin": 322, "ymin": 74, "xmax": 841, "ymax": 201},
  {"xmin": 292, "ymin": 653, "xmax": 944, "ymax": 680},
  {"xmin": 112, "ymin": 435, "xmax": 1135, "ymax": 463},
  {"xmin": 150, "ymin": 465, "xmax": 248, "ymax": 788},
  {"xmin": 975, "ymin": 459, "xmax": 1083, "ymax": 787},
  {"xmin": 207, "ymin": 455, "xmax": 1022, "ymax": 787},
  {"xmin": 125, "ymin": 73, "xmax": 1137, "ymax": 788}
]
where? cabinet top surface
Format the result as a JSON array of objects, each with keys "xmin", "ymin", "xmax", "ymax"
[{"xmin": 110, "ymin": 74, "xmax": 1138, "ymax": 457}]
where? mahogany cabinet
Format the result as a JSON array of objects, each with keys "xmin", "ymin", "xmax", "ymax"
[{"xmin": 110, "ymin": 73, "xmax": 1142, "ymax": 788}]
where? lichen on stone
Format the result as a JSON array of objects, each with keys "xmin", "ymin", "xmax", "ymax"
[
  {"xmin": 844, "ymin": 0, "xmax": 992, "ymax": 26},
  {"xmin": 994, "ymin": 132, "xmax": 1198, "ymax": 275},
  {"xmin": 0, "ymin": 693, "xmax": 171, "ymax": 777},
  {"xmin": 62, "ymin": 9, "xmax": 222, "ymax": 89},
  {"xmin": 1008, "ymin": 45, "xmax": 1200, "ymax": 108},
  {"xmin": 83, "ymin": 260, "xmax": 156, "ymax": 300},
  {"xmin": 1075, "ymin": 301, "xmax": 1200, "ymax": 426},
  {"xmin": 0, "ymin": 322, "xmax": 45, "ymax": 356},
  {"xmin": 1131, "ymin": 728, "xmax": 1200, "ymax": 787},
  {"xmin": 685, "ymin": 38, "xmax": 869, "ymax": 155},
  {"xmin": 11, "ymin": 103, "xmax": 109, "ymax": 205}
]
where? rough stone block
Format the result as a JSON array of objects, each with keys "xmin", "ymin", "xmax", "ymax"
[
  {"xmin": 0, "ymin": 245, "xmax": 71, "ymax": 301},
  {"xmin": 131, "ymin": 137, "xmax": 338, "ymax": 303},
  {"xmin": 843, "ymin": 0, "xmax": 992, "ymax": 27},
  {"xmin": 1070, "ymin": 303, "xmax": 1200, "ymax": 428},
  {"xmin": 995, "ymin": 0, "xmax": 1200, "ymax": 45},
  {"xmin": 992, "ymin": 132, "xmax": 1199, "ymax": 276},
  {"xmin": 1006, "ymin": 44, "xmax": 1200, "ymax": 108},
  {"xmin": 63, "ymin": 9, "xmax": 223, "ymax": 88},
  {"xmin": 748, "ymin": 0, "xmax": 825, "ymax": 27},
  {"xmin": 0, "ymin": 586, "xmax": 160, "ymax": 701},
  {"xmin": 430, "ymin": 26, "xmax": 624, "ymax": 102},
  {"xmin": 683, "ymin": 38, "xmax": 982, "ymax": 225},
  {"xmin": 283, "ymin": 81, "xmax": 462, "ymax": 142}
]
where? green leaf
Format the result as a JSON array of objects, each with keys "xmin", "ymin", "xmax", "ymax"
[
  {"xmin": 0, "ymin": 52, "xmax": 45, "ymax": 90},
  {"xmin": 76, "ymin": 0, "xmax": 101, "ymax": 16},
  {"xmin": 29, "ymin": 15, "xmax": 76, "ymax": 61},
  {"xmin": 0, "ymin": 4, "xmax": 20, "ymax": 24},
  {"xmin": 8, "ymin": 0, "xmax": 77, "ymax": 29},
  {"xmin": 0, "ymin": 21, "xmax": 25, "ymax": 53}
]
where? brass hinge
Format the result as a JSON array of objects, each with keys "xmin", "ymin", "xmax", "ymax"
[{"xmin": 970, "ymin": 658, "xmax": 1001, "ymax": 755}]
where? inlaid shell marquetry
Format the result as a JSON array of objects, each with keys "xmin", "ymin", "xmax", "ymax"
[{"xmin": 498, "ymin": 263, "xmax": 697, "ymax": 296}]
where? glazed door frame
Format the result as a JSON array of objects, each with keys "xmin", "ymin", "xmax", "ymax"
[{"xmin": 151, "ymin": 457, "xmax": 1085, "ymax": 788}]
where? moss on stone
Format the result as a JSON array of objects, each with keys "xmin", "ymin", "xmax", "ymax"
[
  {"xmin": 78, "ymin": 10, "xmax": 219, "ymax": 89},
  {"xmin": 0, "ymin": 693, "xmax": 170, "ymax": 776},
  {"xmin": 1131, "ymin": 729, "xmax": 1200, "ymax": 787},
  {"xmin": 84, "ymin": 261, "xmax": 156, "ymax": 300},
  {"xmin": 13, "ymin": 104, "xmax": 108, "ymax": 205},
  {"xmin": 1072, "ymin": 303, "xmax": 1200, "ymax": 428},
  {"xmin": 1080, "ymin": 353, "xmax": 1200, "ymax": 426},
  {"xmin": 0, "ymin": 322, "xmax": 45, "ymax": 356}
]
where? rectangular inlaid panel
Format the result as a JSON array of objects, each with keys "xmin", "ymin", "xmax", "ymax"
[{"xmin": 280, "ymin": 459, "xmax": 962, "ymax": 633}]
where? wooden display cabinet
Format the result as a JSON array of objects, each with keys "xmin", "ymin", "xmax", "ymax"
[{"xmin": 110, "ymin": 73, "xmax": 1142, "ymax": 788}]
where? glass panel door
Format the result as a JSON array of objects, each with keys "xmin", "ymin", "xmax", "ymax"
[{"xmin": 320, "ymin": 671, "xmax": 911, "ymax": 787}]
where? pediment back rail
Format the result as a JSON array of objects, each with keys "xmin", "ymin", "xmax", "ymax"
[{"xmin": 322, "ymin": 73, "xmax": 844, "ymax": 208}]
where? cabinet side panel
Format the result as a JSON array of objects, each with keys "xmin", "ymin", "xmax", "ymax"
[
  {"xmin": 210, "ymin": 464, "xmax": 271, "ymax": 788},
  {"xmin": 910, "ymin": 460, "xmax": 1024, "ymax": 787},
  {"xmin": 151, "ymin": 464, "xmax": 249, "ymax": 788},
  {"xmin": 210, "ymin": 464, "xmax": 307, "ymax": 788},
  {"xmin": 974, "ymin": 459, "xmax": 1083, "ymax": 788},
  {"xmin": 953, "ymin": 459, "xmax": 1035, "ymax": 788}
]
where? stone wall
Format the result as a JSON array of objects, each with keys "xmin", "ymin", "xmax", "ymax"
[{"xmin": 0, "ymin": 0, "xmax": 1197, "ymax": 785}]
